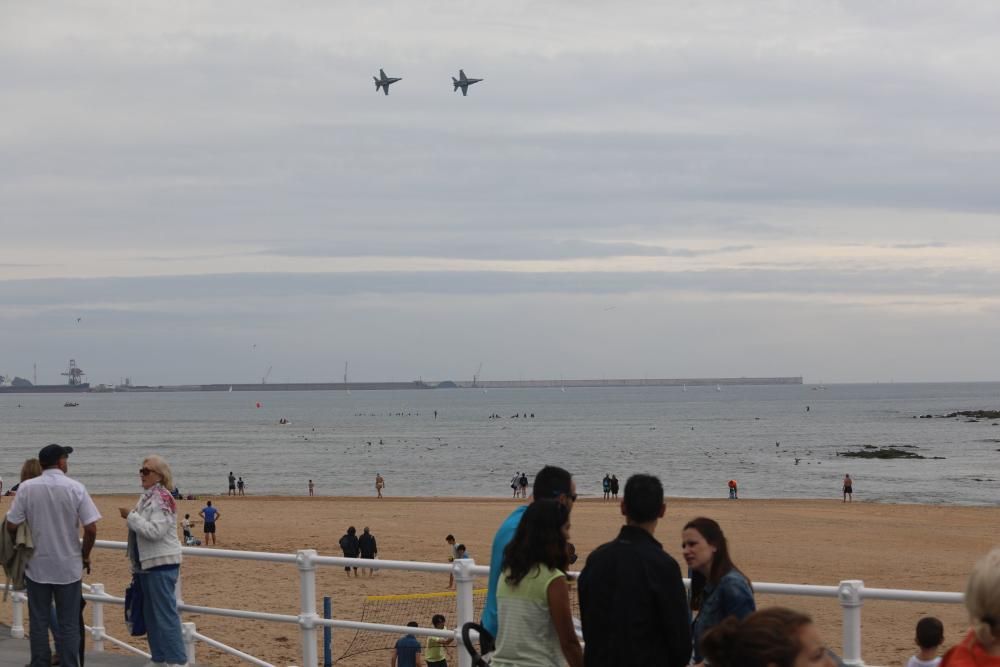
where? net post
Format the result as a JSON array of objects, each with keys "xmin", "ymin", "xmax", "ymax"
[
  {"xmin": 455, "ymin": 558, "xmax": 475, "ymax": 667},
  {"xmin": 297, "ymin": 549, "xmax": 319, "ymax": 667},
  {"xmin": 323, "ymin": 596, "xmax": 332, "ymax": 667},
  {"xmin": 838, "ymin": 579, "xmax": 864, "ymax": 666}
]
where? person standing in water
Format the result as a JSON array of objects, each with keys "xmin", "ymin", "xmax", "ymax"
[
  {"xmin": 375, "ymin": 473, "xmax": 385, "ymax": 498},
  {"xmin": 843, "ymin": 474, "xmax": 853, "ymax": 502}
]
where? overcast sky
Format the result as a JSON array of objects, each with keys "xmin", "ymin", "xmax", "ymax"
[{"xmin": 2, "ymin": 1, "xmax": 1000, "ymax": 385}]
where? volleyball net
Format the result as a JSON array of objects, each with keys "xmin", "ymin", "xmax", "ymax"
[{"xmin": 338, "ymin": 588, "xmax": 488, "ymax": 660}]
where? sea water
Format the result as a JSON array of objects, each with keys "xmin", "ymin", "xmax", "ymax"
[{"xmin": 1, "ymin": 383, "xmax": 998, "ymax": 505}]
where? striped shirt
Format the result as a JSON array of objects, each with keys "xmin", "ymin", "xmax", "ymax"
[{"xmin": 492, "ymin": 564, "xmax": 565, "ymax": 667}]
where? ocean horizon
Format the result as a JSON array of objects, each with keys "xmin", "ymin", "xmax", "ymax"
[{"xmin": 2, "ymin": 382, "xmax": 998, "ymax": 505}]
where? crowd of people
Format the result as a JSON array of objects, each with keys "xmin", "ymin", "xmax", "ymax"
[
  {"xmin": 2, "ymin": 446, "xmax": 187, "ymax": 667},
  {"xmin": 475, "ymin": 465, "xmax": 1000, "ymax": 667},
  {"xmin": 3, "ymin": 446, "xmax": 998, "ymax": 667}
]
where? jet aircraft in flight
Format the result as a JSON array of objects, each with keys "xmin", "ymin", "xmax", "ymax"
[
  {"xmin": 452, "ymin": 70, "xmax": 483, "ymax": 96},
  {"xmin": 373, "ymin": 69, "xmax": 402, "ymax": 95}
]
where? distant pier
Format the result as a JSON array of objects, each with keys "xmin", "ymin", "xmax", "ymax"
[
  {"xmin": 105, "ymin": 376, "xmax": 802, "ymax": 393},
  {"xmin": 455, "ymin": 376, "xmax": 802, "ymax": 389}
]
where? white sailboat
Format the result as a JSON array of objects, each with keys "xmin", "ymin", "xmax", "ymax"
[{"xmin": 344, "ymin": 362, "xmax": 351, "ymax": 395}]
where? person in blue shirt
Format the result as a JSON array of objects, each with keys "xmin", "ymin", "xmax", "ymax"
[
  {"xmin": 481, "ymin": 465, "xmax": 576, "ymax": 643},
  {"xmin": 682, "ymin": 517, "xmax": 755, "ymax": 665},
  {"xmin": 198, "ymin": 500, "xmax": 220, "ymax": 546},
  {"xmin": 392, "ymin": 621, "xmax": 424, "ymax": 667}
]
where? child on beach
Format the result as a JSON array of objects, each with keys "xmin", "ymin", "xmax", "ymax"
[
  {"xmin": 182, "ymin": 513, "xmax": 201, "ymax": 545},
  {"xmin": 425, "ymin": 614, "xmax": 453, "ymax": 667},
  {"xmin": 907, "ymin": 617, "xmax": 944, "ymax": 667}
]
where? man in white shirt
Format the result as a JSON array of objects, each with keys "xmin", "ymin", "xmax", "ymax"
[{"xmin": 6, "ymin": 444, "xmax": 101, "ymax": 667}]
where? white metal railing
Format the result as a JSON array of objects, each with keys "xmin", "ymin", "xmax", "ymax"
[{"xmin": 4, "ymin": 541, "xmax": 964, "ymax": 667}]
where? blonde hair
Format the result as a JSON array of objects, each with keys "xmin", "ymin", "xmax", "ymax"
[
  {"xmin": 20, "ymin": 458, "xmax": 42, "ymax": 482},
  {"xmin": 966, "ymin": 548, "xmax": 1000, "ymax": 648},
  {"xmin": 142, "ymin": 455, "xmax": 174, "ymax": 491}
]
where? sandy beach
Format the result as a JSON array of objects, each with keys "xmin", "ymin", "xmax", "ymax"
[{"xmin": 2, "ymin": 494, "xmax": 996, "ymax": 666}]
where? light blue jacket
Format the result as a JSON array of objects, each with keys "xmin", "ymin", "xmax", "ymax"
[{"xmin": 481, "ymin": 504, "xmax": 527, "ymax": 637}]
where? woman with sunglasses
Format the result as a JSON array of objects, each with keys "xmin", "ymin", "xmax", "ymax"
[{"xmin": 118, "ymin": 456, "xmax": 187, "ymax": 667}]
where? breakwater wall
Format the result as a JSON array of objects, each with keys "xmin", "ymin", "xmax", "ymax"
[
  {"xmin": 456, "ymin": 376, "xmax": 803, "ymax": 389},
  {"xmin": 107, "ymin": 376, "xmax": 801, "ymax": 393}
]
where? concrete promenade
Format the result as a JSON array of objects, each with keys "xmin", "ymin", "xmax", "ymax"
[{"xmin": 0, "ymin": 625, "xmax": 152, "ymax": 667}]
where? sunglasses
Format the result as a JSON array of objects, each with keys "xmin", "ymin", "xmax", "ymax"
[
  {"xmin": 551, "ymin": 490, "xmax": 578, "ymax": 502},
  {"xmin": 139, "ymin": 468, "xmax": 156, "ymax": 476}
]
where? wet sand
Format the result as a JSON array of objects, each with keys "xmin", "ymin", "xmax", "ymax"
[{"xmin": 2, "ymin": 494, "xmax": 995, "ymax": 666}]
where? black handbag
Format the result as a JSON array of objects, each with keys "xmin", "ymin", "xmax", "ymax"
[{"xmin": 123, "ymin": 574, "xmax": 146, "ymax": 636}]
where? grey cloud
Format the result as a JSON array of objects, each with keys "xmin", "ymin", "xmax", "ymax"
[
  {"xmin": 5, "ymin": 1, "xmax": 1000, "ymax": 383},
  {"xmin": 7, "ymin": 6, "xmax": 1000, "ymax": 255},
  {"xmin": 888, "ymin": 242, "xmax": 949, "ymax": 250},
  {"xmin": 259, "ymin": 240, "xmax": 755, "ymax": 261},
  {"xmin": 1, "ymin": 267, "xmax": 997, "ymax": 309}
]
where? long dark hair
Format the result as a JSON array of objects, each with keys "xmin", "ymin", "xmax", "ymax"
[
  {"xmin": 501, "ymin": 500, "xmax": 569, "ymax": 586},
  {"xmin": 700, "ymin": 607, "xmax": 812, "ymax": 667},
  {"xmin": 685, "ymin": 517, "xmax": 751, "ymax": 611}
]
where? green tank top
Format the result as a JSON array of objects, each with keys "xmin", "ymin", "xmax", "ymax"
[{"xmin": 492, "ymin": 564, "xmax": 566, "ymax": 667}]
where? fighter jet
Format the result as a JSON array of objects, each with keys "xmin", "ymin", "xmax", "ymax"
[
  {"xmin": 452, "ymin": 69, "xmax": 483, "ymax": 96},
  {"xmin": 373, "ymin": 69, "xmax": 401, "ymax": 95}
]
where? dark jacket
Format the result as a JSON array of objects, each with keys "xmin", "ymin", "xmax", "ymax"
[
  {"xmin": 358, "ymin": 533, "xmax": 377, "ymax": 558},
  {"xmin": 339, "ymin": 533, "xmax": 360, "ymax": 557},
  {"xmin": 578, "ymin": 525, "xmax": 691, "ymax": 667}
]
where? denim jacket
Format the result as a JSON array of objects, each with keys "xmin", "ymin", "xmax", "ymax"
[{"xmin": 691, "ymin": 569, "xmax": 755, "ymax": 662}]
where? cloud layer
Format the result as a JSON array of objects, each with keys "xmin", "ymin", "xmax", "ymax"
[{"xmin": 2, "ymin": 1, "xmax": 1000, "ymax": 382}]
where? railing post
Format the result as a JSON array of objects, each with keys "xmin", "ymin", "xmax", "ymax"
[
  {"xmin": 838, "ymin": 579, "xmax": 864, "ymax": 666},
  {"xmin": 455, "ymin": 557, "xmax": 475, "ymax": 667},
  {"xmin": 182, "ymin": 621, "xmax": 197, "ymax": 665},
  {"xmin": 297, "ymin": 549, "xmax": 319, "ymax": 667},
  {"xmin": 90, "ymin": 583, "xmax": 106, "ymax": 652},
  {"xmin": 11, "ymin": 591, "xmax": 25, "ymax": 638}
]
